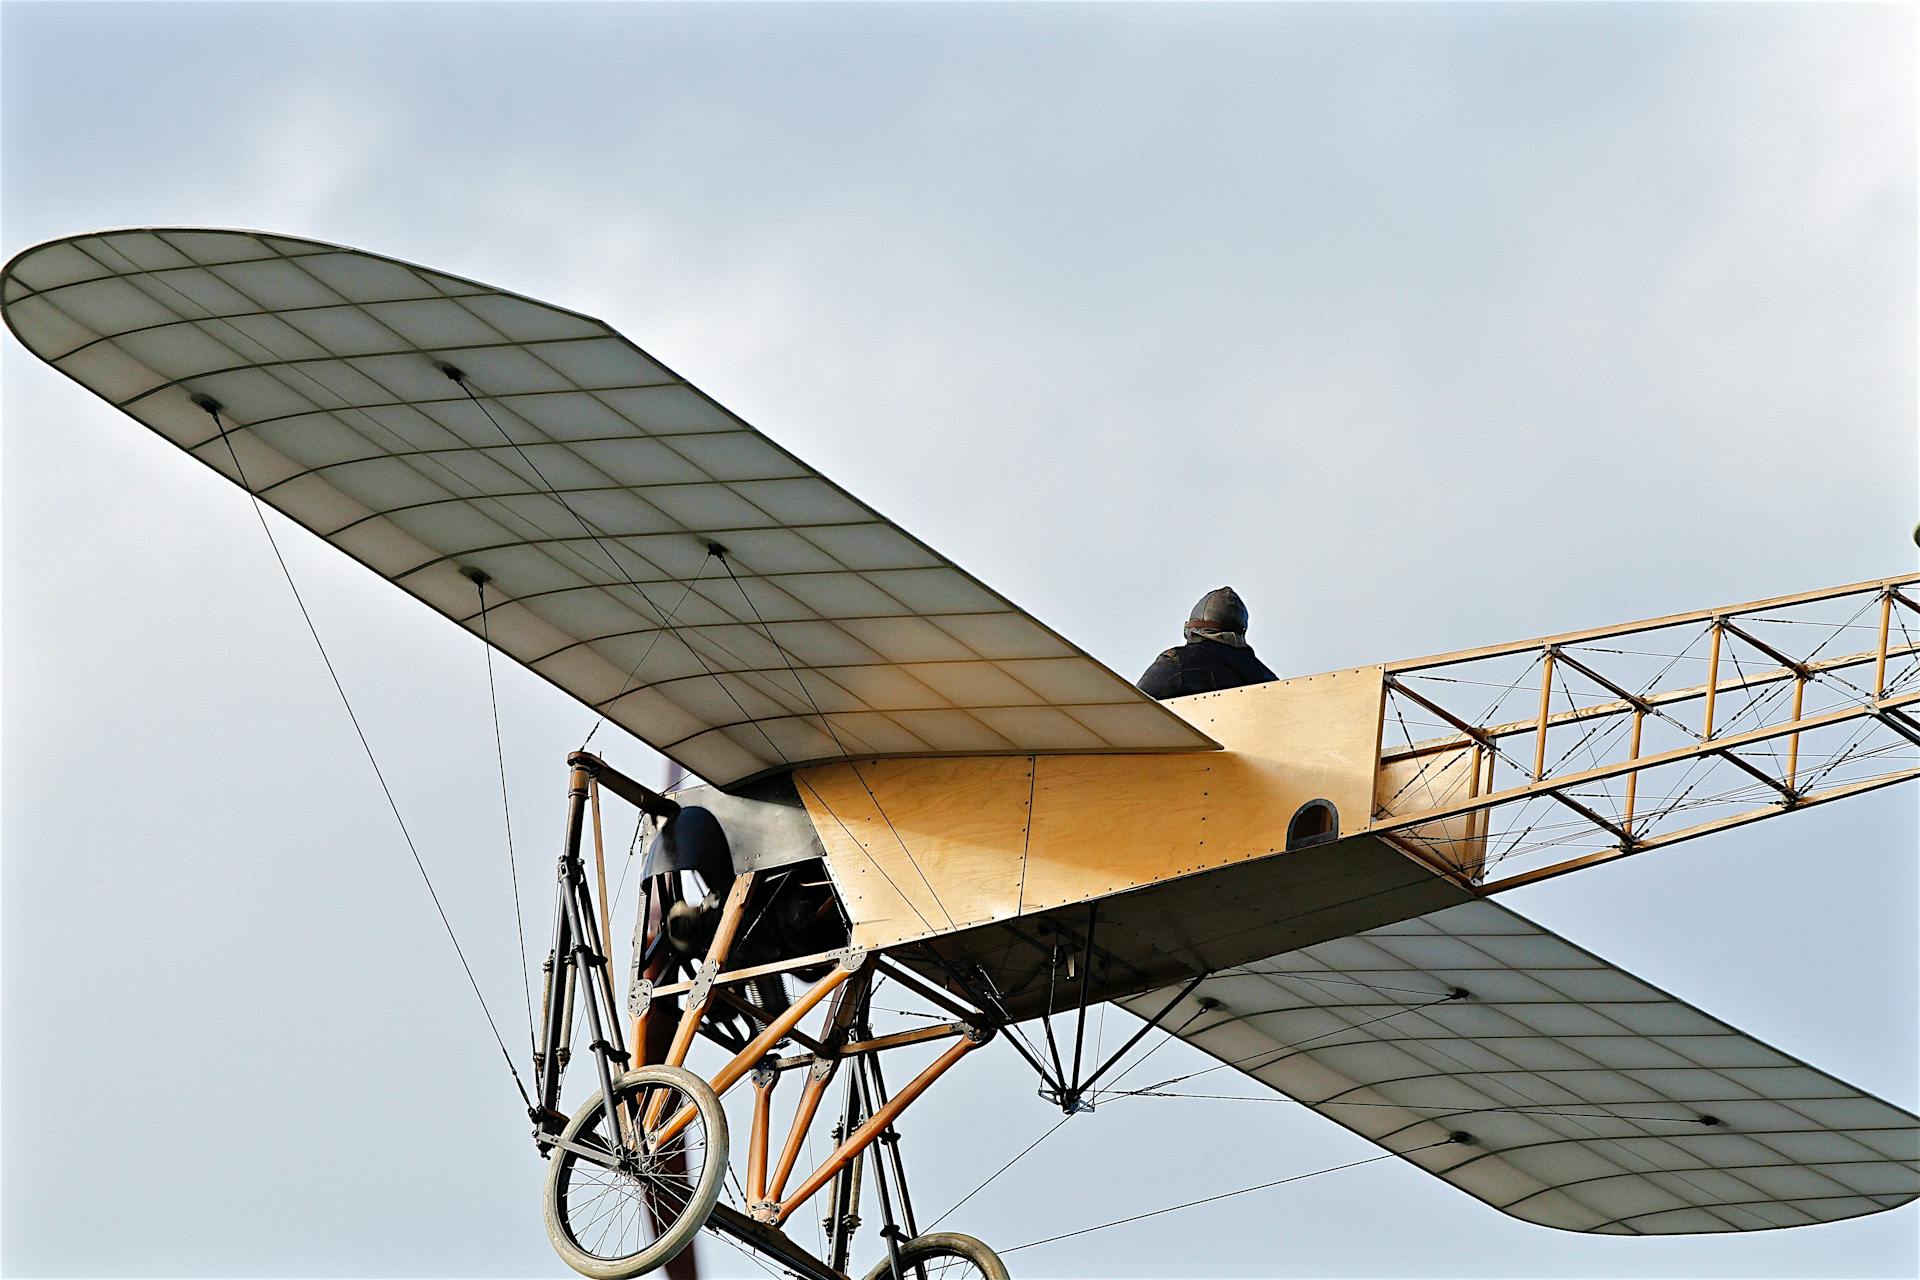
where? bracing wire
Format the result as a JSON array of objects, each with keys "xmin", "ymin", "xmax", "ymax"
[
  {"xmin": 1083, "ymin": 1004, "xmax": 1211, "ymax": 1098},
  {"xmin": 999, "ymin": 1143, "xmax": 1449, "ymax": 1255},
  {"xmin": 925, "ymin": 1113, "xmax": 1075, "ymax": 1231},
  {"xmin": 197, "ymin": 399, "xmax": 531, "ymax": 1110},
  {"xmin": 580, "ymin": 567, "xmax": 710, "ymax": 752},
  {"xmin": 715, "ymin": 549, "xmax": 958, "ymax": 931},
  {"xmin": 1409, "ymin": 599, "xmax": 1920, "ymax": 874},
  {"xmin": 473, "ymin": 574, "xmax": 539, "ymax": 1055},
  {"xmin": 1103, "ymin": 992, "xmax": 1461, "ymax": 1097},
  {"xmin": 442, "ymin": 375, "xmax": 772, "ymax": 765}
]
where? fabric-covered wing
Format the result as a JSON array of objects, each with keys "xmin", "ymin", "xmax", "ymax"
[
  {"xmin": 1119, "ymin": 898, "xmax": 1919, "ymax": 1234},
  {"xmin": 3, "ymin": 228, "xmax": 1216, "ymax": 788}
]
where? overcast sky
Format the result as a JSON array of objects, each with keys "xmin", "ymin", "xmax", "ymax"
[{"xmin": 4, "ymin": 3, "xmax": 1916, "ymax": 1278}]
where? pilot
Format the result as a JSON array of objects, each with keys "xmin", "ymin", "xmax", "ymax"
[{"xmin": 1137, "ymin": 586, "xmax": 1278, "ymax": 699}]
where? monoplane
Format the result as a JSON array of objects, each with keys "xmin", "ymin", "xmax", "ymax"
[{"xmin": 7, "ymin": 229, "xmax": 1917, "ymax": 1280}]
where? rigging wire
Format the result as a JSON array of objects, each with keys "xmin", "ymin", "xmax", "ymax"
[
  {"xmin": 446, "ymin": 374, "xmax": 951, "ymax": 945},
  {"xmin": 446, "ymin": 374, "xmax": 694, "ymax": 652},
  {"xmin": 581, "ymin": 568, "xmax": 710, "ymax": 751},
  {"xmin": 1083, "ymin": 1004, "xmax": 1210, "ymax": 1097},
  {"xmin": 1101, "ymin": 992, "xmax": 1460, "ymax": 1097},
  {"xmin": 443, "ymin": 375, "xmax": 772, "ymax": 766},
  {"xmin": 714, "ymin": 549, "xmax": 958, "ymax": 931},
  {"xmin": 925, "ymin": 1113, "xmax": 1075, "ymax": 1232},
  {"xmin": 196, "ymin": 399, "xmax": 532, "ymax": 1110},
  {"xmin": 999, "ymin": 1143, "xmax": 1449, "ymax": 1255},
  {"xmin": 473, "ymin": 573, "xmax": 539, "ymax": 1055}
]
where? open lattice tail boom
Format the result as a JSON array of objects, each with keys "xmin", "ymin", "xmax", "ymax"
[{"xmin": 1367, "ymin": 574, "xmax": 1920, "ymax": 891}]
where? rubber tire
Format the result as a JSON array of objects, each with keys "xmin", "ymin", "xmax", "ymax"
[
  {"xmin": 861, "ymin": 1232, "xmax": 1011, "ymax": 1280},
  {"xmin": 544, "ymin": 1065, "xmax": 729, "ymax": 1280}
]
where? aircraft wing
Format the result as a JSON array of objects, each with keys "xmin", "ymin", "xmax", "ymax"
[
  {"xmin": 1119, "ymin": 897, "xmax": 1919, "ymax": 1234},
  {"xmin": 2, "ymin": 228, "xmax": 1216, "ymax": 788}
]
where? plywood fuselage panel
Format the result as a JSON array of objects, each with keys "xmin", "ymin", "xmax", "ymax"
[{"xmin": 791, "ymin": 665, "xmax": 1468, "ymax": 1008}]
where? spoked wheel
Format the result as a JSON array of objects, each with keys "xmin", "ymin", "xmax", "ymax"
[
  {"xmin": 544, "ymin": 1065, "xmax": 729, "ymax": 1279},
  {"xmin": 861, "ymin": 1232, "xmax": 1011, "ymax": 1280}
]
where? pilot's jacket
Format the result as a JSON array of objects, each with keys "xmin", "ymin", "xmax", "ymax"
[{"xmin": 1137, "ymin": 634, "xmax": 1278, "ymax": 699}]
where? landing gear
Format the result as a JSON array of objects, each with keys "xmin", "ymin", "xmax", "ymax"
[
  {"xmin": 861, "ymin": 1233, "xmax": 1010, "ymax": 1280},
  {"xmin": 534, "ymin": 752, "xmax": 1008, "ymax": 1279},
  {"xmin": 543, "ymin": 1065, "xmax": 729, "ymax": 1280}
]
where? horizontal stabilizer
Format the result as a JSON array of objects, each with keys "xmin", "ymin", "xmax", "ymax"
[{"xmin": 1120, "ymin": 898, "xmax": 1919, "ymax": 1234}]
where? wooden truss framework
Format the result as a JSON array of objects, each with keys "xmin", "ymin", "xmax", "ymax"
[
  {"xmin": 1367, "ymin": 574, "xmax": 1920, "ymax": 891},
  {"xmin": 550, "ymin": 754, "xmax": 993, "ymax": 1280}
]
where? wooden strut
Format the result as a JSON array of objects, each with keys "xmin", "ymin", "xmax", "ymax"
[
  {"xmin": 647, "ymin": 947, "xmax": 852, "ymax": 1000},
  {"xmin": 1375, "ymin": 585, "xmax": 1920, "ymax": 887},
  {"xmin": 1384, "ymin": 572, "xmax": 1920, "ymax": 676},
  {"xmin": 1383, "ymin": 638, "xmax": 1920, "ymax": 763},
  {"xmin": 1703, "ymin": 622, "xmax": 1722, "ymax": 740},
  {"xmin": 575, "ymin": 751, "xmax": 982, "ymax": 1267},
  {"xmin": 767, "ymin": 969, "xmax": 872, "ymax": 1203},
  {"xmin": 588, "ymin": 776, "xmax": 613, "ymax": 989},
  {"xmin": 774, "ymin": 1032, "xmax": 984, "ymax": 1224},
  {"xmin": 1379, "ymin": 687, "xmax": 1920, "ymax": 834},
  {"xmin": 1786, "ymin": 675, "xmax": 1805, "ymax": 789},
  {"xmin": 1484, "ymin": 767, "xmax": 1920, "ymax": 892},
  {"xmin": 1386, "ymin": 678, "xmax": 1631, "ymax": 845},
  {"xmin": 768, "ymin": 1069, "xmax": 833, "ymax": 1204},
  {"xmin": 1462, "ymin": 743, "xmax": 1484, "ymax": 855},
  {"xmin": 1533, "ymin": 648, "xmax": 1556, "ymax": 781},
  {"xmin": 663, "ymin": 872, "xmax": 759, "ymax": 1070},
  {"xmin": 1622, "ymin": 708, "xmax": 1643, "ymax": 838},
  {"xmin": 634, "ymin": 943, "xmax": 980, "ymax": 1234},
  {"xmin": 1875, "ymin": 590, "xmax": 1894, "ymax": 696},
  {"xmin": 748, "ymin": 1067, "xmax": 775, "ymax": 1205},
  {"xmin": 652, "ymin": 957, "xmax": 861, "ymax": 1150},
  {"xmin": 643, "ymin": 870, "xmax": 760, "ymax": 1133}
]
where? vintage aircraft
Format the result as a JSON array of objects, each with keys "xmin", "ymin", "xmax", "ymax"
[{"xmin": 6, "ymin": 228, "xmax": 1917, "ymax": 1280}]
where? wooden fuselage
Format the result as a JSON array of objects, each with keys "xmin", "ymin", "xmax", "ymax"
[{"xmin": 791, "ymin": 667, "xmax": 1481, "ymax": 1020}]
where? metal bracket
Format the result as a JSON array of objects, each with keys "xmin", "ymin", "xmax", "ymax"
[
  {"xmin": 689, "ymin": 959, "xmax": 720, "ymax": 1009},
  {"xmin": 628, "ymin": 977, "xmax": 654, "ymax": 1019}
]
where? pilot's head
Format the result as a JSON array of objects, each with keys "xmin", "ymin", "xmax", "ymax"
[{"xmin": 1187, "ymin": 586, "xmax": 1249, "ymax": 637}]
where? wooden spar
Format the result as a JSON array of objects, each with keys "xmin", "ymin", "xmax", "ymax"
[
  {"xmin": 1383, "ymin": 572, "xmax": 1919, "ymax": 675},
  {"xmin": 1484, "ymin": 767, "xmax": 1920, "ymax": 891},
  {"xmin": 1375, "ymin": 689, "xmax": 1920, "ymax": 834},
  {"xmin": 1384, "ymin": 639, "xmax": 1920, "ymax": 763}
]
